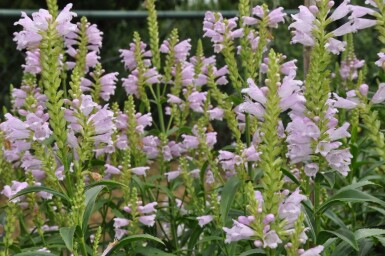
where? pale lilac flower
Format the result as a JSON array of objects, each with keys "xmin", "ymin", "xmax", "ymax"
[
  {"xmin": 286, "ymin": 116, "xmax": 320, "ymax": 164},
  {"xmin": 372, "ymin": 83, "xmax": 385, "ymax": 104},
  {"xmin": 223, "ymin": 220, "xmax": 255, "ymax": 243},
  {"xmin": 113, "ymin": 217, "xmax": 130, "ymax": 229},
  {"xmin": 315, "ymin": 141, "xmax": 342, "ymax": 157},
  {"xmin": 205, "ymin": 170, "xmax": 215, "ymax": 184},
  {"xmin": 197, "ymin": 215, "xmax": 213, "ymax": 227},
  {"xmin": 208, "ymin": 107, "xmax": 224, "ymax": 121},
  {"xmin": 352, "ymin": 18, "xmax": 377, "ymax": 30},
  {"xmin": 278, "ymin": 189, "xmax": 307, "ymax": 226},
  {"xmin": 359, "ymin": 84, "xmax": 369, "ymax": 96},
  {"xmin": 188, "ymin": 91, "xmax": 207, "ymax": 113},
  {"xmin": 267, "ymin": 7, "xmax": 287, "ymax": 28},
  {"xmin": 105, "ymin": 164, "xmax": 120, "ymax": 175},
  {"xmin": 142, "ymin": 135, "xmax": 160, "ymax": 159},
  {"xmin": 203, "ymin": 12, "xmax": 243, "ymax": 53},
  {"xmin": 138, "ymin": 202, "xmax": 157, "ymax": 214},
  {"xmin": 131, "ymin": 166, "xmax": 150, "ymax": 176},
  {"xmin": 238, "ymin": 100, "xmax": 265, "ymax": 119},
  {"xmin": 325, "ymin": 38, "xmax": 346, "ymax": 55},
  {"xmin": 37, "ymin": 248, "xmax": 51, "ymax": 253},
  {"xmin": 238, "ymin": 216, "xmax": 255, "ymax": 225},
  {"xmin": 339, "ymin": 56, "xmax": 365, "ymax": 80},
  {"xmin": 333, "ymin": 94, "xmax": 357, "ymax": 109},
  {"xmin": 375, "ymin": 53, "xmax": 385, "ymax": 68},
  {"xmin": 88, "ymin": 107, "xmax": 115, "ymax": 146},
  {"xmin": 165, "ymin": 170, "xmax": 181, "ymax": 181},
  {"xmin": 349, "ymin": 6, "xmax": 376, "ymax": 19},
  {"xmin": 289, "ymin": 6, "xmax": 316, "ymax": 46},
  {"xmin": 325, "ymin": 149, "xmax": 352, "ymax": 176},
  {"xmin": 139, "ymin": 215, "xmax": 156, "ymax": 227},
  {"xmin": 329, "ymin": 0, "xmax": 351, "ymax": 21},
  {"xmin": 120, "ymin": 42, "xmax": 152, "ymax": 71},
  {"xmin": 206, "ymin": 132, "xmax": 217, "ymax": 148},
  {"xmin": 13, "ymin": 4, "xmax": 77, "ymax": 50},
  {"xmin": 263, "ymin": 214, "xmax": 275, "ymax": 225},
  {"xmin": 136, "ymin": 113, "xmax": 152, "ymax": 133},
  {"xmin": 99, "ymin": 72, "xmax": 118, "ymax": 101},
  {"xmin": 255, "ymin": 190, "xmax": 264, "ymax": 212},
  {"xmin": 304, "ymin": 163, "xmax": 319, "ymax": 177},
  {"xmin": 167, "ymin": 94, "xmax": 183, "ymax": 104},
  {"xmin": 1, "ymin": 181, "xmax": 28, "ymax": 203},
  {"xmin": 281, "ymin": 59, "xmax": 297, "ymax": 76},
  {"xmin": 263, "ymin": 230, "xmax": 282, "ymax": 249},
  {"xmin": 182, "ymin": 134, "xmax": 199, "ymax": 149},
  {"xmin": 161, "ymin": 39, "xmax": 191, "ymax": 62},
  {"xmin": 242, "ymin": 78, "xmax": 267, "ymax": 104},
  {"xmin": 300, "ymin": 245, "xmax": 324, "ymax": 256},
  {"xmin": 122, "ymin": 73, "xmax": 139, "ymax": 97},
  {"xmin": 328, "ymin": 122, "xmax": 350, "ymax": 140},
  {"xmin": 22, "ymin": 49, "xmax": 41, "ymax": 74},
  {"xmin": 332, "ymin": 21, "xmax": 356, "ymax": 37},
  {"xmin": 0, "ymin": 113, "xmax": 30, "ymax": 141}
]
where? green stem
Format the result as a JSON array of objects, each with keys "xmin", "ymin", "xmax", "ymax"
[
  {"xmin": 314, "ymin": 180, "xmax": 321, "ymax": 241},
  {"xmin": 156, "ymin": 83, "xmax": 166, "ymax": 133},
  {"xmin": 245, "ymin": 113, "xmax": 252, "ymax": 179},
  {"xmin": 80, "ymin": 236, "xmax": 88, "ymax": 256}
]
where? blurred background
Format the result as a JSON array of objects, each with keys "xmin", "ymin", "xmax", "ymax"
[{"xmin": 0, "ymin": 0, "xmax": 381, "ymax": 109}]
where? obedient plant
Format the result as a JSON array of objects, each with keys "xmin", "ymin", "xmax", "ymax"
[{"xmin": 2, "ymin": 0, "xmax": 385, "ymax": 255}]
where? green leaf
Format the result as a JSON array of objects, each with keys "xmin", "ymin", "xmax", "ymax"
[
  {"xmin": 85, "ymin": 180, "xmax": 128, "ymax": 190},
  {"xmin": 134, "ymin": 247, "xmax": 176, "ymax": 256},
  {"xmin": 220, "ymin": 176, "xmax": 240, "ymax": 225},
  {"xmin": 82, "ymin": 185, "xmax": 105, "ymax": 232},
  {"xmin": 11, "ymin": 186, "xmax": 70, "ymax": 203},
  {"xmin": 239, "ymin": 248, "xmax": 265, "ymax": 256},
  {"xmin": 317, "ymin": 189, "xmax": 385, "ymax": 214},
  {"xmin": 60, "ymin": 226, "xmax": 76, "ymax": 251},
  {"xmin": 302, "ymin": 200, "xmax": 316, "ymax": 242},
  {"xmin": 375, "ymin": 236, "xmax": 385, "ymax": 247},
  {"xmin": 196, "ymin": 236, "xmax": 222, "ymax": 244},
  {"xmin": 105, "ymin": 234, "xmax": 164, "ymax": 255},
  {"xmin": 321, "ymin": 229, "xmax": 358, "ymax": 251},
  {"xmin": 14, "ymin": 252, "xmax": 58, "ymax": 256},
  {"xmin": 281, "ymin": 168, "xmax": 300, "ymax": 186},
  {"xmin": 337, "ymin": 180, "xmax": 375, "ymax": 192},
  {"xmin": 355, "ymin": 229, "xmax": 385, "ymax": 240}
]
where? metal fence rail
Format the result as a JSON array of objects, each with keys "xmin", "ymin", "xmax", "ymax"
[{"xmin": 0, "ymin": 9, "xmax": 299, "ymax": 19}]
